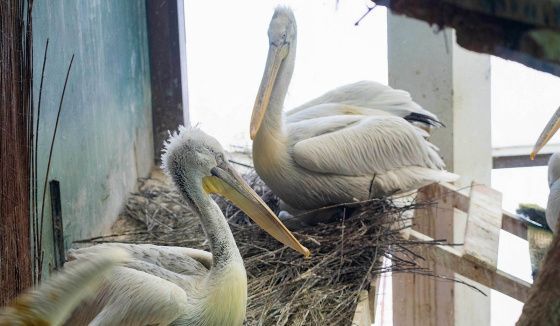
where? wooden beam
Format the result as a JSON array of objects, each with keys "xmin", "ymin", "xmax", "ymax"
[
  {"xmin": 0, "ymin": 0, "xmax": 33, "ymax": 305},
  {"xmin": 146, "ymin": 0, "xmax": 185, "ymax": 162},
  {"xmin": 393, "ymin": 184, "xmax": 455, "ymax": 326},
  {"xmin": 352, "ymin": 290, "xmax": 372, "ymax": 326},
  {"xmin": 377, "ymin": 0, "xmax": 560, "ymax": 77},
  {"xmin": 401, "ymin": 228, "xmax": 531, "ymax": 302},
  {"xmin": 493, "ymin": 154, "xmax": 551, "ymax": 169}
]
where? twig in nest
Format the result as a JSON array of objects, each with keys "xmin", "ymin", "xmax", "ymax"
[{"xmin": 96, "ymin": 169, "xmax": 465, "ymax": 325}]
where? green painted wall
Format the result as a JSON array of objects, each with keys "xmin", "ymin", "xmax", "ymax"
[{"xmin": 32, "ymin": 0, "xmax": 153, "ymax": 274}]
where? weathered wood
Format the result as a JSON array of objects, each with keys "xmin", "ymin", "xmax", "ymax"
[
  {"xmin": 0, "ymin": 0, "xmax": 33, "ymax": 305},
  {"xmin": 49, "ymin": 180, "xmax": 65, "ymax": 270},
  {"xmin": 146, "ymin": 0, "xmax": 185, "ymax": 162},
  {"xmin": 437, "ymin": 182, "xmax": 528, "ymax": 239},
  {"xmin": 502, "ymin": 211, "xmax": 529, "ymax": 240},
  {"xmin": 463, "ymin": 184, "xmax": 502, "ymax": 269},
  {"xmin": 376, "ymin": 0, "xmax": 560, "ymax": 78},
  {"xmin": 368, "ymin": 278, "xmax": 380, "ymax": 323},
  {"xmin": 401, "ymin": 228, "xmax": 531, "ymax": 303},
  {"xmin": 393, "ymin": 184, "xmax": 455, "ymax": 326},
  {"xmin": 352, "ymin": 290, "xmax": 372, "ymax": 326},
  {"xmin": 442, "ymin": 0, "xmax": 560, "ymax": 29}
]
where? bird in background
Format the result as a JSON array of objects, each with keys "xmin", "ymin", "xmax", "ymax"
[
  {"xmin": 0, "ymin": 248, "xmax": 128, "ymax": 325},
  {"xmin": 250, "ymin": 6, "xmax": 458, "ymax": 215},
  {"xmin": 60, "ymin": 127, "xmax": 309, "ymax": 325}
]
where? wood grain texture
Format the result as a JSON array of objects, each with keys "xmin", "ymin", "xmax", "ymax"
[
  {"xmin": 378, "ymin": 0, "xmax": 560, "ymax": 78},
  {"xmin": 0, "ymin": 0, "xmax": 33, "ymax": 306},
  {"xmin": 392, "ymin": 184, "xmax": 455, "ymax": 326},
  {"xmin": 464, "ymin": 183, "xmax": 503, "ymax": 269},
  {"xmin": 401, "ymin": 229, "xmax": 530, "ymax": 303}
]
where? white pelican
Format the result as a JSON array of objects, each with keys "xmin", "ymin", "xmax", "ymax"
[
  {"xmin": 250, "ymin": 7, "xmax": 458, "ymax": 211},
  {"xmin": 0, "ymin": 248, "xmax": 127, "ymax": 325},
  {"xmin": 63, "ymin": 127, "xmax": 309, "ymax": 325},
  {"xmin": 531, "ymin": 107, "xmax": 560, "ymax": 233}
]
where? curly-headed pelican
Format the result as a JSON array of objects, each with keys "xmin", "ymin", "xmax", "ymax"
[
  {"xmin": 0, "ymin": 248, "xmax": 127, "ymax": 325},
  {"xmin": 531, "ymin": 107, "xmax": 560, "ymax": 233},
  {"xmin": 63, "ymin": 127, "xmax": 309, "ymax": 325},
  {"xmin": 250, "ymin": 7, "xmax": 458, "ymax": 212}
]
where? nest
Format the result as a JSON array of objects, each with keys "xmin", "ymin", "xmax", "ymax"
[{"xmin": 77, "ymin": 169, "xmax": 441, "ymax": 326}]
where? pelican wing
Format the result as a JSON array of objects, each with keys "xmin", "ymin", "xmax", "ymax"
[
  {"xmin": 286, "ymin": 103, "xmax": 393, "ymax": 124},
  {"xmin": 66, "ymin": 243, "xmax": 211, "ymax": 325},
  {"xmin": 287, "ymin": 80, "xmax": 442, "ymax": 128},
  {"xmin": 66, "ymin": 265, "xmax": 192, "ymax": 325},
  {"xmin": 69, "ymin": 243, "xmax": 213, "ymax": 272},
  {"xmin": 291, "ymin": 115, "xmax": 448, "ymax": 177}
]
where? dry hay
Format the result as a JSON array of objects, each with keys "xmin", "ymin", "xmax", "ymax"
[{"xmin": 76, "ymin": 169, "xmax": 443, "ymax": 326}]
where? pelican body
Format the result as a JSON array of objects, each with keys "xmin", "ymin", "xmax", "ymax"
[
  {"xmin": 251, "ymin": 7, "xmax": 458, "ymax": 211},
  {"xmin": 62, "ymin": 127, "xmax": 308, "ymax": 325}
]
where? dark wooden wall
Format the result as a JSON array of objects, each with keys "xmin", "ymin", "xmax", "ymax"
[
  {"xmin": 146, "ymin": 0, "xmax": 186, "ymax": 162},
  {"xmin": 0, "ymin": 0, "xmax": 33, "ymax": 306}
]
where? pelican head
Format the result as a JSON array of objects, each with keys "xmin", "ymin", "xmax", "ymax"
[
  {"xmin": 162, "ymin": 126, "xmax": 310, "ymax": 256},
  {"xmin": 250, "ymin": 7, "xmax": 297, "ymax": 139}
]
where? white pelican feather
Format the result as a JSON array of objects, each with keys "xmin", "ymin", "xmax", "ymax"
[{"xmin": 250, "ymin": 7, "xmax": 458, "ymax": 211}]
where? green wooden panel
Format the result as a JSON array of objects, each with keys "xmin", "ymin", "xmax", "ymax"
[{"xmin": 32, "ymin": 0, "xmax": 153, "ymax": 275}]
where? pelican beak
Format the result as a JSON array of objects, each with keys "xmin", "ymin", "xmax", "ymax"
[
  {"xmin": 202, "ymin": 164, "xmax": 310, "ymax": 257},
  {"xmin": 250, "ymin": 43, "xmax": 288, "ymax": 140},
  {"xmin": 531, "ymin": 106, "xmax": 560, "ymax": 159}
]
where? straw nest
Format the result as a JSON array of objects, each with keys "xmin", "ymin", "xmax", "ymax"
[{"xmin": 77, "ymin": 168, "xmax": 441, "ymax": 326}]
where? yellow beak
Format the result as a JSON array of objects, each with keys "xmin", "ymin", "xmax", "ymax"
[
  {"xmin": 531, "ymin": 106, "xmax": 560, "ymax": 159},
  {"xmin": 202, "ymin": 165, "xmax": 310, "ymax": 257},
  {"xmin": 250, "ymin": 43, "xmax": 288, "ymax": 140}
]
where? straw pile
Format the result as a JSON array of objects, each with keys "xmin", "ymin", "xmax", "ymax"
[{"xmin": 77, "ymin": 169, "xmax": 441, "ymax": 326}]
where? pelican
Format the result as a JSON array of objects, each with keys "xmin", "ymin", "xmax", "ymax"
[
  {"xmin": 250, "ymin": 7, "xmax": 458, "ymax": 212},
  {"xmin": 63, "ymin": 127, "xmax": 309, "ymax": 325},
  {"xmin": 0, "ymin": 248, "xmax": 127, "ymax": 325},
  {"xmin": 531, "ymin": 106, "xmax": 560, "ymax": 233}
]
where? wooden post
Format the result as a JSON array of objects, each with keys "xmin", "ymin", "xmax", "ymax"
[
  {"xmin": 0, "ymin": 0, "xmax": 33, "ymax": 305},
  {"xmin": 146, "ymin": 0, "xmax": 187, "ymax": 162},
  {"xmin": 392, "ymin": 184, "xmax": 455, "ymax": 326}
]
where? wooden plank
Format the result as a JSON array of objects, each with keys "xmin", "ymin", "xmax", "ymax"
[
  {"xmin": 0, "ymin": 0, "xmax": 33, "ymax": 305},
  {"xmin": 352, "ymin": 290, "xmax": 372, "ymax": 326},
  {"xmin": 401, "ymin": 228, "xmax": 531, "ymax": 302},
  {"xmin": 502, "ymin": 211, "xmax": 528, "ymax": 240},
  {"xmin": 393, "ymin": 184, "xmax": 454, "ymax": 326},
  {"xmin": 464, "ymin": 184, "xmax": 503, "ymax": 269},
  {"xmin": 435, "ymin": 183, "xmax": 528, "ymax": 240}
]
